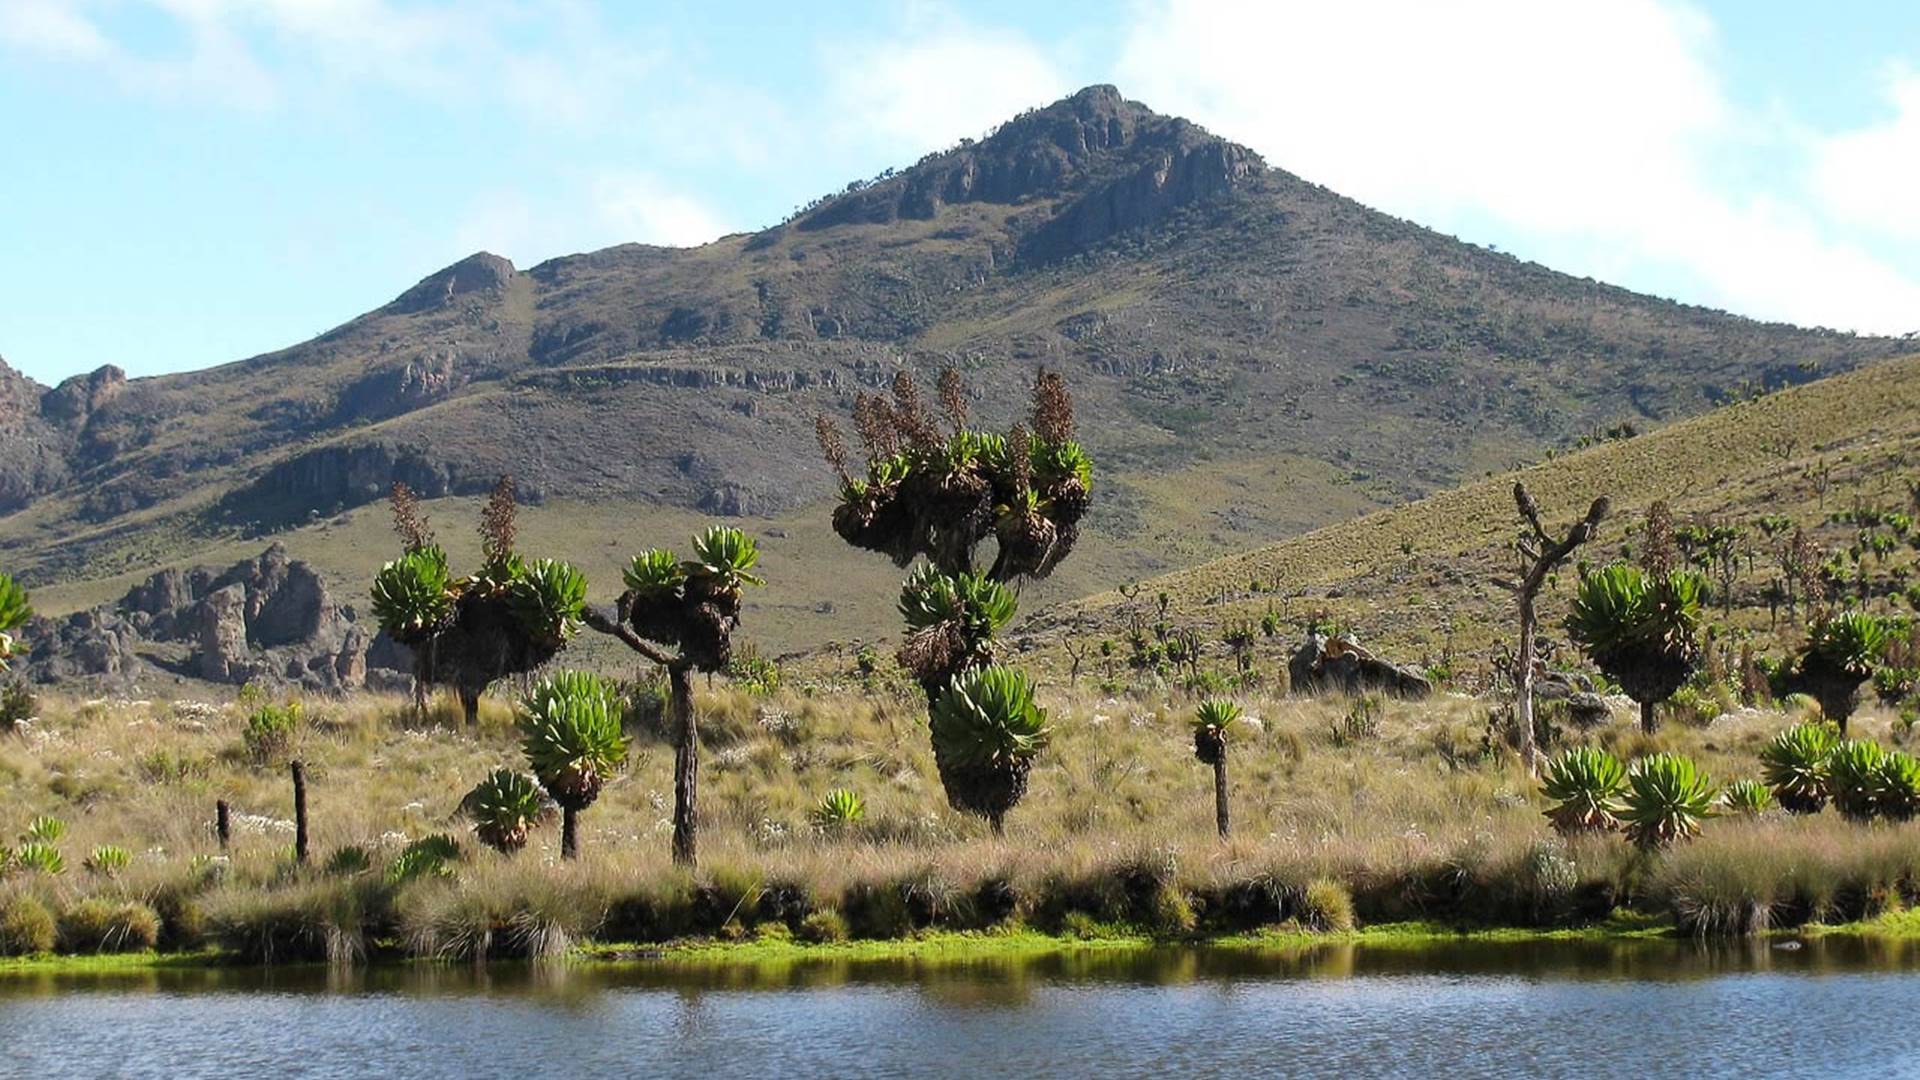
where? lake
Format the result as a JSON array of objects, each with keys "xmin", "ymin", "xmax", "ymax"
[{"xmin": 4, "ymin": 937, "xmax": 1919, "ymax": 1078}]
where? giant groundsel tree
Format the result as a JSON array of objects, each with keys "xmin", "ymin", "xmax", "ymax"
[
  {"xmin": 583, "ymin": 525, "xmax": 764, "ymax": 867},
  {"xmin": 817, "ymin": 368, "xmax": 1089, "ymax": 832},
  {"xmin": 369, "ymin": 478, "xmax": 587, "ymax": 726},
  {"xmin": 1567, "ymin": 563, "xmax": 1706, "ymax": 734}
]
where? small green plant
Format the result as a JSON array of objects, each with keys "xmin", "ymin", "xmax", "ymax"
[
  {"xmin": 1539, "ymin": 747, "xmax": 1627, "ymax": 834},
  {"xmin": 243, "ymin": 702, "xmax": 302, "ymax": 764},
  {"xmin": 462, "ymin": 768, "xmax": 550, "ymax": 854},
  {"xmin": 1620, "ymin": 753, "xmax": 1715, "ymax": 849},
  {"xmin": 1719, "ymin": 778, "xmax": 1774, "ymax": 816},
  {"xmin": 12, "ymin": 840, "xmax": 63, "ymax": 875},
  {"xmin": 810, "ymin": 789, "xmax": 866, "ymax": 835},
  {"xmin": 23, "ymin": 815, "xmax": 65, "ymax": 844},
  {"xmin": 1759, "ymin": 722, "xmax": 1839, "ymax": 814},
  {"xmin": 1828, "ymin": 738, "xmax": 1886, "ymax": 823},
  {"xmin": 1329, "ymin": 694, "xmax": 1382, "ymax": 746},
  {"xmin": 324, "ymin": 845, "xmax": 373, "ymax": 876},
  {"xmin": 84, "ymin": 844, "xmax": 131, "ymax": 876},
  {"xmin": 386, "ymin": 834, "xmax": 461, "ymax": 885}
]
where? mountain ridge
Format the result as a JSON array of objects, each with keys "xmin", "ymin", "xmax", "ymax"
[{"xmin": 0, "ymin": 85, "xmax": 1901, "ymax": 655}]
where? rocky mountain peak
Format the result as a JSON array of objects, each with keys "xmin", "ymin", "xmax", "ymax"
[
  {"xmin": 792, "ymin": 85, "xmax": 1261, "ymax": 252},
  {"xmin": 40, "ymin": 364, "xmax": 126, "ymax": 427},
  {"xmin": 389, "ymin": 251, "xmax": 517, "ymax": 313}
]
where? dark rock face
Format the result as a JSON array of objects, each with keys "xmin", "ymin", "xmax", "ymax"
[
  {"xmin": 389, "ymin": 251, "xmax": 515, "ymax": 314},
  {"xmin": 20, "ymin": 544, "xmax": 373, "ymax": 693},
  {"xmin": 40, "ymin": 365, "xmax": 126, "ymax": 426},
  {"xmin": 1288, "ymin": 633, "xmax": 1433, "ymax": 699},
  {"xmin": 220, "ymin": 443, "xmax": 466, "ymax": 527},
  {"xmin": 23, "ymin": 610, "xmax": 142, "ymax": 682}
]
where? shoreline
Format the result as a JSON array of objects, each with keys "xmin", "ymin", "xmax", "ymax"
[{"xmin": 6, "ymin": 912, "xmax": 1919, "ymax": 977}]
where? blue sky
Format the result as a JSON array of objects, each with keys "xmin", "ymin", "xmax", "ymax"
[{"xmin": 2, "ymin": 0, "xmax": 1917, "ymax": 386}]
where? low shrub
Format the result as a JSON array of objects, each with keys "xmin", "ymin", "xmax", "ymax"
[
  {"xmin": 243, "ymin": 703, "xmax": 302, "ymax": 765},
  {"xmin": 59, "ymin": 898, "xmax": 161, "ymax": 953},
  {"xmin": 1298, "ymin": 878, "xmax": 1355, "ymax": 932},
  {"xmin": 0, "ymin": 893, "xmax": 55, "ymax": 955},
  {"xmin": 795, "ymin": 907, "xmax": 848, "ymax": 944}
]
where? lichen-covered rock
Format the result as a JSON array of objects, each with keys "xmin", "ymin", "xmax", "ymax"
[{"xmin": 1288, "ymin": 633, "xmax": 1432, "ymax": 699}]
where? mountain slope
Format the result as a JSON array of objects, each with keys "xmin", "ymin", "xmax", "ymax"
[
  {"xmin": 0, "ymin": 85, "xmax": 1901, "ymax": 653},
  {"xmin": 1031, "ymin": 351, "xmax": 1920, "ymax": 678}
]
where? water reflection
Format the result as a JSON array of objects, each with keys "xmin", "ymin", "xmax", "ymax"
[
  {"xmin": 3, "ymin": 933, "xmax": 1913, "ymax": 1000},
  {"xmin": 6, "ymin": 937, "xmax": 1920, "ymax": 1078}
]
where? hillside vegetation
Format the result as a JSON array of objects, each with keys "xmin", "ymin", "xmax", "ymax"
[{"xmin": 1036, "ymin": 351, "xmax": 1920, "ymax": 684}]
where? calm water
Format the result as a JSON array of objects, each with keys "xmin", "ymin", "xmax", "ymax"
[{"xmin": 5, "ymin": 938, "xmax": 1920, "ymax": 1078}]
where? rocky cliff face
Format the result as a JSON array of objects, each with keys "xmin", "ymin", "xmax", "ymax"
[{"xmin": 21, "ymin": 544, "xmax": 397, "ymax": 693}]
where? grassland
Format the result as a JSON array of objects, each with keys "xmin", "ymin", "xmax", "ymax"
[{"xmin": 2, "ymin": 671, "xmax": 1918, "ymax": 968}]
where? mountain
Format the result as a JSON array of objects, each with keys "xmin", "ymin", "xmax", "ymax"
[{"xmin": 0, "ymin": 85, "xmax": 1902, "ymax": 654}]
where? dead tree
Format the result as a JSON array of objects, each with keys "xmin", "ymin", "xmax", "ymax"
[{"xmin": 1494, "ymin": 483, "xmax": 1609, "ymax": 775}]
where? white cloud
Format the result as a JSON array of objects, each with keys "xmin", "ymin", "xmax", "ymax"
[
  {"xmin": 0, "ymin": 0, "xmax": 111, "ymax": 59},
  {"xmin": 590, "ymin": 174, "xmax": 729, "ymax": 248},
  {"xmin": 825, "ymin": 8, "xmax": 1071, "ymax": 158},
  {"xmin": 1115, "ymin": 0, "xmax": 1920, "ymax": 334},
  {"xmin": 1811, "ymin": 67, "xmax": 1920, "ymax": 241},
  {"xmin": 453, "ymin": 174, "xmax": 729, "ymax": 268}
]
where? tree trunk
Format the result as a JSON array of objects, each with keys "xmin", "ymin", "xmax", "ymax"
[
  {"xmin": 670, "ymin": 664, "xmax": 698, "ymax": 868},
  {"xmin": 458, "ymin": 686, "xmax": 480, "ymax": 728},
  {"xmin": 1515, "ymin": 596, "xmax": 1540, "ymax": 776},
  {"xmin": 561, "ymin": 805, "xmax": 578, "ymax": 860},
  {"xmin": 290, "ymin": 761, "xmax": 309, "ymax": 866},
  {"xmin": 1640, "ymin": 699, "xmax": 1658, "ymax": 735},
  {"xmin": 989, "ymin": 812, "xmax": 1005, "ymax": 837},
  {"xmin": 1213, "ymin": 756, "xmax": 1231, "ymax": 839},
  {"xmin": 216, "ymin": 799, "xmax": 231, "ymax": 851}
]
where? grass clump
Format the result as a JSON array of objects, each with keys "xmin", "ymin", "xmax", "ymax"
[
  {"xmin": 59, "ymin": 898, "xmax": 161, "ymax": 953},
  {"xmin": 0, "ymin": 893, "xmax": 56, "ymax": 955}
]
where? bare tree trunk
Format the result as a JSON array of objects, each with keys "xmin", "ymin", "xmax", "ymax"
[
  {"xmin": 989, "ymin": 812, "xmax": 1005, "ymax": 837},
  {"xmin": 1640, "ymin": 699, "xmax": 1657, "ymax": 735},
  {"xmin": 216, "ymin": 799, "xmax": 231, "ymax": 851},
  {"xmin": 1501, "ymin": 484, "xmax": 1609, "ymax": 779},
  {"xmin": 458, "ymin": 686, "xmax": 480, "ymax": 728},
  {"xmin": 1213, "ymin": 756, "xmax": 1231, "ymax": 839},
  {"xmin": 1515, "ymin": 594, "xmax": 1540, "ymax": 775},
  {"xmin": 561, "ymin": 806, "xmax": 579, "ymax": 860},
  {"xmin": 670, "ymin": 664, "xmax": 698, "ymax": 868},
  {"xmin": 290, "ymin": 761, "xmax": 309, "ymax": 866}
]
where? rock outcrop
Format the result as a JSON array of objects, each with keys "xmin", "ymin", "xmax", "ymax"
[
  {"xmin": 19, "ymin": 543, "xmax": 395, "ymax": 693},
  {"xmin": 1289, "ymin": 633, "xmax": 1433, "ymax": 699}
]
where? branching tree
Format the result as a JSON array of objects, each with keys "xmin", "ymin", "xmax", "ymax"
[
  {"xmin": 817, "ymin": 369, "xmax": 1091, "ymax": 832},
  {"xmin": 1494, "ymin": 483, "xmax": 1608, "ymax": 775},
  {"xmin": 369, "ymin": 478, "xmax": 587, "ymax": 726},
  {"xmin": 582, "ymin": 526, "xmax": 763, "ymax": 866}
]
